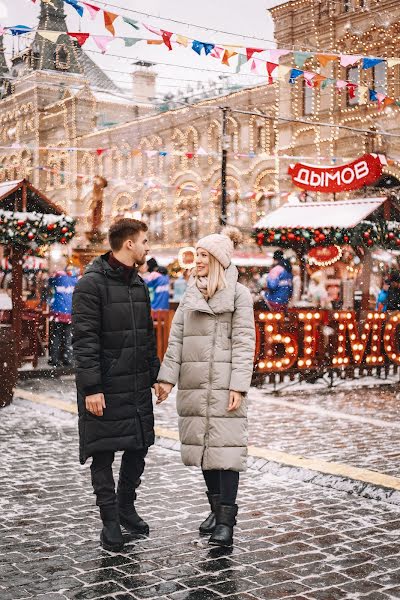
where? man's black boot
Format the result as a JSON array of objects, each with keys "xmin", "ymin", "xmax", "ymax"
[
  {"xmin": 99, "ymin": 505, "xmax": 124, "ymax": 552},
  {"xmin": 199, "ymin": 493, "xmax": 220, "ymax": 535},
  {"xmin": 208, "ymin": 504, "xmax": 238, "ymax": 547},
  {"xmin": 117, "ymin": 490, "xmax": 150, "ymax": 535}
]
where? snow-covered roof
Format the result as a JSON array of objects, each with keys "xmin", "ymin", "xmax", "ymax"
[{"xmin": 254, "ymin": 197, "xmax": 387, "ymax": 229}]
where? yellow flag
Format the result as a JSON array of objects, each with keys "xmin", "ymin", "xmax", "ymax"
[{"xmin": 176, "ymin": 35, "xmax": 189, "ymax": 47}]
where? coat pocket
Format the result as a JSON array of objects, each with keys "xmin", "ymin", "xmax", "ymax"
[{"xmin": 218, "ymin": 322, "xmax": 231, "ymax": 351}]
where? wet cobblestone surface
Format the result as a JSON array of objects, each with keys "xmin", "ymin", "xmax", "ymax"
[
  {"xmin": 18, "ymin": 377, "xmax": 400, "ymax": 478},
  {"xmin": 3, "ymin": 403, "xmax": 400, "ymax": 599}
]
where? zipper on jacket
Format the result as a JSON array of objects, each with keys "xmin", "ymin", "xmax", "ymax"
[
  {"xmin": 128, "ymin": 286, "xmax": 138, "ymax": 394},
  {"xmin": 203, "ymin": 318, "xmax": 218, "ymax": 466}
]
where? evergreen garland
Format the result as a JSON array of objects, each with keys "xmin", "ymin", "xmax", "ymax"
[{"xmin": 0, "ymin": 210, "xmax": 76, "ymax": 248}]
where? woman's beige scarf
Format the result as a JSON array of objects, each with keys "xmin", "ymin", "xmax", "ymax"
[{"xmin": 196, "ymin": 276, "xmax": 209, "ymax": 300}]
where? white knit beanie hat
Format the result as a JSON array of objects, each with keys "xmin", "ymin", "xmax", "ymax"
[{"xmin": 196, "ymin": 227, "xmax": 243, "ymax": 269}]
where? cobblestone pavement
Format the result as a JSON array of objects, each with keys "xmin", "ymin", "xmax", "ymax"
[
  {"xmin": 3, "ymin": 403, "xmax": 400, "ymax": 599},
  {"xmin": 17, "ymin": 377, "xmax": 400, "ymax": 478}
]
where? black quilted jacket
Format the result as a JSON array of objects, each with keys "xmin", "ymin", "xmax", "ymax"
[{"xmin": 72, "ymin": 252, "xmax": 160, "ymax": 464}]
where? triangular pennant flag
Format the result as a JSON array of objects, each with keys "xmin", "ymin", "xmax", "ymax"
[
  {"xmin": 176, "ymin": 34, "xmax": 188, "ymax": 47},
  {"xmin": 122, "ymin": 16, "xmax": 139, "ymax": 30},
  {"xmin": 124, "ymin": 37, "xmax": 141, "ymax": 47},
  {"xmin": 316, "ymin": 54, "xmax": 338, "ymax": 68},
  {"xmin": 336, "ymin": 79, "xmax": 347, "ymax": 90},
  {"xmin": 321, "ymin": 77, "xmax": 335, "ymax": 89},
  {"xmin": 303, "ymin": 71, "xmax": 316, "ymax": 86},
  {"xmin": 289, "ymin": 68, "xmax": 303, "ymax": 84},
  {"xmin": 196, "ymin": 147, "xmax": 207, "ymax": 156},
  {"xmin": 266, "ymin": 62, "xmax": 278, "ymax": 84},
  {"xmin": 222, "ymin": 49, "xmax": 237, "ymax": 66},
  {"xmin": 294, "ymin": 51, "xmax": 312, "ymax": 69},
  {"xmin": 104, "ymin": 10, "xmax": 118, "ymax": 36},
  {"xmin": 251, "ymin": 58, "xmax": 260, "ymax": 74},
  {"xmin": 9, "ymin": 25, "xmax": 32, "ymax": 36},
  {"xmin": 68, "ymin": 32, "xmax": 89, "ymax": 46},
  {"xmin": 362, "ymin": 57, "xmax": 385, "ymax": 70},
  {"xmin": 383, "ymin": 96, "xmax": 396, "ymax": 107},
  {"xmin": 269, "ymin": 49, "xmax": 290, "ymax": 63},
  {"xmin": 92, "ymin": 35, "xmax": 112, "ymax": 53},
  {"xmin": 143, "ymin": 23, "xmax": 161, "ymax": 36},
  {"xmin": 235, "ymin": 54, "xmax": 248, "ymax": 73},
  {"xmin": 340, "ymin": 54, "xmax": 362, "ymax": 67},
  {"xmin": 312, "ymin": 74, "xmax": 326, "ymax": 88},
  {"xmin": 147, "ymin": 39, "xmax": 163, "ymax": 45},
  {"xmin": 387, "ymin": 58, "xmax": 400, "ymax": 68},
  {"xmin": 38, "ymin": 30, "xmax": 62, "ymax": 43},
  {"xmin": 161, "ymin": 30, "xmax": 173, "ymax": 50},
  {"xmin": 83, "ymin": 2, "xmax": 100, "ymax": 19},
  {"xmin": 369, "ymin": 89, "xmax": 378, "ymax": 102},
  {"xmin": 96, "ymin": 148, "xmax": 107, "ymax": 156},
  {"xmin": 358, "ymin": 85, "xmax": 368, "ymax": 104},
  {"xmin": 210, "ymin": 46, "xmax": 224, "ymax": 59},
  {"xmin": 65, "ymin": 0, "xmax": 84, "ymax": 17},
  {"xmin": 376, "ymin": 92, "xmax": 386, "ymax": 105},
  {"xmin": 192, "ymin": 40, "xmax": 214, "ymax": 55},
  {"xmin": 279, "ymin": 64, "xmax": 292, "ymax": 78},
  {"xmin": 246, "ymin": 48, "xmax": 263, "ymax": 61},
  {"xmin": 347, "ymin": 82, "xmax": 358, "ymax": 99}
]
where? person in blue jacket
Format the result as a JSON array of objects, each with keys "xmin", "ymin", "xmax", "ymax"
[
  {"xmin": 263, "ymin": 250, "xmax": 293, "ymax": 311},
  {"xmin": 146, "ymin": 266, "xmax": 170, "ymax": 310},
  {"xmin": 48, "ymin": 264, "xmax": 79, "ymax": 366},
  {"xmin": 376, "ymin": 279, "xmax": 390, "ymax": 312}
]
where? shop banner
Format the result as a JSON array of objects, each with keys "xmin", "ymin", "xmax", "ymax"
[{"xmin": 288, "ymin": 153, "xmax": 385, "ymax": 193}]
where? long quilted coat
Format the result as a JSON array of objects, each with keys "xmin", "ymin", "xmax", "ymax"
[
  {"xmin": 158, "ymin": 264, "xmax": 255, "ymax": 472},
  {"xmin": 72, "ymin": 253, "xmax": 160, "ymax": 464}
]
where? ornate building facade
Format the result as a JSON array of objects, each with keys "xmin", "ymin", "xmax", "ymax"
[{"xmin": 1, "ymin": 0, "xmax": 400, "ymax": 254}]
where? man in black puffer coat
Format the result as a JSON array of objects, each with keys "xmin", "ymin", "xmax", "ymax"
[{"xmin": 72, "ymin": 219, "xmax": 164, "ymax": 551}]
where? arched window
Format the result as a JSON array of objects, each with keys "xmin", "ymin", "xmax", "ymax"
[
  {"xmin": 54, "ymin": 44, "xmax": 71, "ymax": 70},
  {"xmin": 175, "ymin": 183, "xmax": 200, "ymax": 242},
  {"xmin": 142, "ymin": 191, "xmax": 165, "ymax": 242}
]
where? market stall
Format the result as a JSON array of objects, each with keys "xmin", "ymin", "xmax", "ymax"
[
  {"xmin": 0, "ymin": 179, "xmax": 75, "ymax": 406},
  {"xmin": 252, "ymin": 195, "xmax": 400, "ymax": 384}
]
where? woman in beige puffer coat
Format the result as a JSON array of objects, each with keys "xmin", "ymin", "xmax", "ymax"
[{"xmin": 157, "ymin": 231, "xmax": 255, "ymax": 547}]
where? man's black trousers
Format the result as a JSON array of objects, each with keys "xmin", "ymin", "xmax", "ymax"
[{"xmin": 90, "ymin": 448, "xmax": 148, "ymax": 507}]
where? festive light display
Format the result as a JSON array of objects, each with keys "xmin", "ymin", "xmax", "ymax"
[
  {"xmin": 254, "ymin": 311, "xmax": 400, "ymax": 374},
  {"xmin": 0, "ymin": 210, "xmax": 76, "ymax": 248}
]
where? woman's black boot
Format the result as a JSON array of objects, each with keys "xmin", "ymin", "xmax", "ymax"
[
  {"xmin": 208, "ymin": 504, "xmax": 238, "ymax": 547},
  {"xmin": 199, "ymin": 493, "xmax": 220, "ymax": 535},
  {"xmin": 117, "ymin": 490, "xmax": 150, "ymax": 535},
  {"xmin": 99, "ymin": 505, "xmax": 124, "ymax": 552}
]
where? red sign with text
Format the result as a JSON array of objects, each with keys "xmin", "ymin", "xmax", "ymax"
[{"xmin": 288, "ymin": 153, "xmax": 384, "ymax": 193}]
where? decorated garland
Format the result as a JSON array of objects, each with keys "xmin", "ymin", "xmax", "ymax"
[
  {"xmin": 253, "ymin": 220, "xmax": 385, "ymax": 253},
  {"xmin": 0, "ymin": 210, "xmax": 76, "ymax": 248}
]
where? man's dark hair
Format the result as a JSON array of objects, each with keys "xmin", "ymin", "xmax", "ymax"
[{"xmin": 108, "ymin": 218, "xmax": 148, "ymax": 252}]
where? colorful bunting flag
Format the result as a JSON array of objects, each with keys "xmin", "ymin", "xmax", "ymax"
[
  {"xmin": 222, "ymin": 49, "xmax": 237, "ymax": 66},
  {"xmin": 316, "ymin": 54, "xmax": 338, "ymax": 67},
  {"xmin": 289, "ymin": 69, "xmax": 303, "ymax": 84},
  {"xmin": 96, "ymin": 148, "xmax": 107, "ymax": 156},
  {"xmin": 83, "ymin": 2, "xmax": 100, "ymax": 19},
  {"xmin": 235, "ymin": 54, "xmax": 248, "ymax": 73},
  {"xmin": 64, "ymin": 0, "xmax": 84, "ymax": 17},
  {"xmin": 9, "ymin": 25, "xmax": 33, "ymax": 35},
  {"xmin": 124, "ymin": 38, "xmax": 141, "ymax": 47},
  {"xmin": 387, "ymin": 58, "xmax": 400, "ymax": 68},
  {"xmin": 246, "ymin": 48, "xmax": 263, "ymax": 61},
  {"xmin": 176, "ymin": 34, "xmax": 189, "ymax": 47},
  {"xmin": 369, "ymin": 89, "xmax": 378, "ymax": 102},
  {"xmin": 161, "ymin": 30, "xmax": 173, "ymax": 51},
  {"xmin": 294, "ymin": 51, "xmax": 312, "ymax": 68},
  {"xmin": 266, "ymin": 62, "xmax": 278, "ymax": 85},
  {"xmin": 358, "ymin": 86, "xmax": 369, "ymax": 104},
  {"xmin": 269, "ymin": 49, "xmax": 291, "ymax": 63},
  {"xmin": 362, "ymin": 57, "xmax": 385, "ymax": 70},
  {"xmin": 335, "ymin": 80, "xmax": 347, "ymax": 90},
  {"xmin": 38, "ymin": 30, "xmax": 61, "ymax": 42},
  {"xmin": 347, "ymin": 82, "xmax": 357, "ymax": 99},
  {"xmin": 192, "ymin": 40, "xmax": 215, "ymax": 55},
  {"xmin": 340, "ymin": 54, "xmax": 362, "ymax": 67},
  {"xmin": 210, "ymin": 46, "xmax": 224, "ymax": 59},
  {"xmin": 143, "ymin": 24, "xmax": 161, "ymax": 36},
  {"xmin": 147, "ymin": 39, "xmax": 163, "ymax": 45},
  {"xmin": 104, "ymin": 10, "xmax": 118, "ymax": 36},
  {"xmin": 68, "ymin": 32, "xmax": 89, "ymax": 46},
  {"xmin": 122, "ymin": 16, "xmax": 139, "ymax": 30},
  {"xmin": 92, "ymin": 35, "xmax": 112, "ymax": 53}
]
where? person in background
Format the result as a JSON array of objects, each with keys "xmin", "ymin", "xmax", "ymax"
[
  {"xmin": 289, "ymin": 265, "xmax": 302, "ymax": 307},
  {"xmin": 387, "ymin": 271, "xmax": 400, "ymax": 310},
  {"xmin": 263, "ymin": 250, "xmax": 293, "ymax": 311},
  {"xmin": 146, "ymin": 266, "xmax": 170, "ymax": 310},
  {"xmin": 307, "ymin": 271, "xmax": 332, "ymax": 309},
  {"xmin": 376, "ymin": 279, "xmax": 390, "ymax": 312},
  {"xmin": 173, "ymin": 269, "xmax": 190, "ymax": 302},
  {"xmin": 48, "ymin": 264, "xmax": 79, "ymax": 367}
]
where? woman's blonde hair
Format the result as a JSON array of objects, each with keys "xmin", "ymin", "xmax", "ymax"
[{"xmin": 196, "ymin": 253, "xmax": 227, "ymax": 299}]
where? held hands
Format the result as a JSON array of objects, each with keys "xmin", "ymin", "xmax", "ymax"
[
  {"xmin": 155, "ymin": 382, "xmax": 173, "ymax": 405},
  {"xmin": 85, "ymin": 393, "xmax": 106, "ymax": 416},
  {"xmin": 228, "ymin": 390, "xmax": 242, "ymax": 412}
]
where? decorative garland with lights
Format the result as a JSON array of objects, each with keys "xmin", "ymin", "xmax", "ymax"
[
  {"xmin": 253, "ymin": 220, "xmax": 384, "ymax": 253},
  {"xmin": 0, "ymin": 210, "xmax": 76, "ymax": 248}
]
